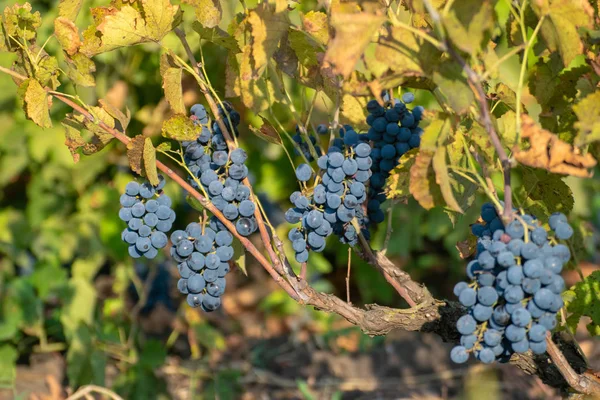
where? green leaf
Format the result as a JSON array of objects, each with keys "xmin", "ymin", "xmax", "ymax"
[
  {"xmin": 66, "ymin": 325, "xmax": 106, "ymax": 387},
  {"xmin": 186, "ymin": 194, "xmax": 205, "ymax": 212},
  {"xmin": 323, "ymin": 10, "xmax": 385, "ymax": 78},
  {"xmin": 372, "ymin": 26, "xmax": 429, "ymax": 77},
  {"xmin": 573, "ymin": 91, "xmax": 600, "ymax": 146},
  {"xmin": 288, "ymin": 30, "xmax": 320, "ymax": 68},
  {"xmin": 496, "ymin": 110, "xmax": 517, "ymax": 148},
  {"xmin": 156, "ymin": 142, "xmax": 172, "ymax": 152},
  {"xmin": 532, "ymin": 0, "xmax": 594, "ymax": 67},
  {"xmin": 143, "ymin": 138, "xmax": 159, "ymax": 186},
  {"xmin": 60, "ymin": 277, "xmax": 97, "ymax": 337},
  {"xmin": 66, "ymin": 52, "xmax": 96, "ymax": 87},
  {"xmin": 232, "ymin": 237, "xmax": 247, "ymax": 276},
  {"xmin": 183, "ymin": 0, "xmax": 222, "ymax": 28},
  {"xmin": 565, "ymin": 270, "xmax": 600, "ymax": 336},
  {"xmin": 0, "ymin": 345, "xmax": 17, "ymax": 386},
  {"xmin": 515, "ymin": 167, "xmax": 574, "ymax": 219},
  {"xmin": 192, "ymin": 23, "xmax": 240, "ymax": 52},
  {"xmin": 160, "ymin": 52, "xmax": 185, "ymax": 114},
  {"xmin": 81, "ymin": 0, "xmax": 182, "ymax": 56},
  {"xmin": 443, "ymin": 0, "xmax": 495, "ymax": 55},
  {"xmin": 161, "ymin": 114, "xmax": 202, "ymax": 141},
  {"xmin": 22, "ymin": 79, "xmax": 52, "ymax": 128},
  {"xmin": 139, "ymin": 340, "xmax": 167, "ymax": 370},
  {"xmin": 432, "ymin": 62, "xmax": 474, "ymax": 115}
]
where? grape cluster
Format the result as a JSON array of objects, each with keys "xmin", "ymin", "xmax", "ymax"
[
  {"xmin": 450, "ymin": 204, "xmax": 572, "ymax": 364},
  {"xmin": 292, "ymin": 125, "xmax": 322, "ymax": 161},
  {"xmin": 285, "ymin": 126, "xmax": 372, "ymax": 263},
  {"xmin": 119, "ymin": 175, "xmax": 174, "ymax": 259},
  {"xmin": 184, "ymin": 104, "xmax": 258, "ymax": 237},
  {"xmin": 365, "ymin": 93, "xmax": 424, "ymax": 223},
  {"xmin": 171, "ymin": 218, "xmax": 233, "ymax": 311}
]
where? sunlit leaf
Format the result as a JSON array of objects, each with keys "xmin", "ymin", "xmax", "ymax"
[
  {"xmin": 249, "ymin": 116, "xmax": 282, "ymax": 145},
  {"xmin": 143, "ymin": 138, "xmax": 159, "ymax": 186},
  {"xmin": 54, "ymin": 16, "xmax": 81, "ymax": 55},
  {"xmin": 160, "ymin": 52, "xmax": 185, "ymax": 114},
  {"xmin": 573, "ymin": 91, "xmax": 600, "ymax": 146},
  {"xmin": 127, "ymin": 135, "xmax": 146, "ymax": 175},
  {"xmin": 161, "ymin": 114, "xmax": 202, "ymax": 141},
  {"xmin": 22, "ymin": 79, "xmax": 52, "ymax": 128},
  {"xmin": 514, "ymin": 114, "xmax": 597, "ymax": 177},
  {"xmin": 323, "ymin": 9, "xmax": 385, "ymax": 78},
  {"xmin": 183, "ymin": 0, "xmax": 221, "ymax": 28},
  {"xmin": 443, "ymin": 0, "xmax": 495, "ymax": 55}
]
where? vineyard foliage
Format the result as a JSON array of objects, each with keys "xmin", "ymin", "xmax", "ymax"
[{"xmin": 0, "ymin": 0, "xmax": 600, "ymax": 396}]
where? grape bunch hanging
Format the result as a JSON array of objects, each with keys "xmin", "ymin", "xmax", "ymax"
[
  {"xmin": 183, "ymin": 104, "xmax": 258, "ymax": 237},
  {"xmin": 171, "ymin": 219, "xmax": 233, "ymax": 311},
  {"xmin": 451, "ymin": 204, "xmax": 572, "ymax": 364},
  {"xmin": 285, "ymin": 126, "xmax": 373, "ymax": 263},
  {"xmin": 365, "ymin": 93, "xmax": 424, "ymax": 223},
  {"xmin": 119, "ymin": 175, "xmax": 175, "ymax": 259}
]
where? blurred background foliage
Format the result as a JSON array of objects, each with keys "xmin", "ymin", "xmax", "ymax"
[{"xmin": 0, "ymin": 0, "xmax": 599, "ymax": 399}]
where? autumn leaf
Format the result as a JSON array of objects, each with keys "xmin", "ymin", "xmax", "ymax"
[
  {"xmin": 160, "ymin": 52, "xmax": 185, "ymax": 114},
  {"xmin": 323, "ymin": 9, "xmax": 385, "ymax": 78},
  {"xmin": 182, "ymin": 0, "xmax": 222, "ymax": 28},
  {"xmin": 81, "ymin": 0, "xmax": 182, "ymax": 56},
  {"xmin": 143, "ymin": 138, "xmax": 159, "ymax": 186},
  {"xmin": 249, "ymin": 116, "xmax": 282, "ymax": 145},
  {"xmin": 514, "ymin": 114, "xmax": 596, "ymax": 177},
  {"xmin": 127, "ymin": 135, "xmax": 146, "ymax": 175},
  {"xmin": 161, "ymin": 114, "xmax": 202, "ymax": 141},
  {"xmin": 22, "ymin": 79, "xmax": 52, "ymax": 128},
  {"xmin": 54, "ymin": 17, "xmax": 81, "ymax": 55}
]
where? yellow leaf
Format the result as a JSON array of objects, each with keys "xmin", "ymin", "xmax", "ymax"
[
  {"xmin": 532, "ymin": 0, "xmax": 594, "ymax": 67},
  {"xmin": 443, "ymin": 0, "xmax": 495, "ymax": 55},
  {"xmin": 182, "ymin": 0, "xmax": 222, "ymax": 28},
  {"xmin": 386, "ymin": 148, "xmax": 418, "ymax": 200},
  {"xmin": 160, "ymin": 52, "xmax": 185, "ymax": 114},
  {"xmin": 54, "ymin": 17, "xmax": 81, "ymax": 55},
  {"xmin": 143, "ymin": 137, "xmax": 159, "ymax": 186},
  {"xmin": 432, "ymin": 146, "xmax": 463, "ymax": 213},
  {"xmin": 161, "ymin": 114, "xmax": 202, "ymax": 141},
  {"xmin": 573, "ymin": 91, "xmax": 600, "ymax": 146},
  {"xmin": 341, "ymin": 94, "xmax": 368, "ymax": 130},
  {"xmin": 23, "ymin": 79, "xmax": 52, "ymax": 128},
  {"xmin": 66, "ymin": 52, "xmax": 96, "ymax": 87},
  {"xmin": 247, "ymin": 3, "xmax": 289, "ymax": 77},
  {"xmin": 62, "ymin": 119, "xmax": 85, "ymax": 163},
  {"xmin": 301, "ymin": 11, "xmax": 329, "ymax": 46},
  {"xmin": 58, "ymin": 0, "xmax": 83, "ymax": 20},
  {"xmin": 323, "ymin": 10, "xmax": 385, "ymax": 78},
  {"xmin": 81, "ymin": 0, "xmax": 182, "ymax": 56}
]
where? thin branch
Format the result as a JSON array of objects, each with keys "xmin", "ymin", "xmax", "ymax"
[{"xmin": 66, "ymin": 385, "xmax": 124, "ymax": 400}]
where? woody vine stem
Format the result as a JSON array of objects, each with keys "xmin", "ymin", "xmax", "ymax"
[{"xmin": 0, "ymin": 21, "xmax": 598, "ymax": 394}]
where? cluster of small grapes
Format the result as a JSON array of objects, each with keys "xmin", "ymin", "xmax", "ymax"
[
  {"xmin": 292, "ymin": 125, "xmax": 323, "ymax": 161},
  {"xmin": 183, "ymin": 104, "xmax": 258, "ymax": 237},
  {"xmin": 119, "ymin": 175, "xmax": 174, "ymax": 259},
  {"xmin": 171, "ymin": 219, "xmax": 233, "ymax": 311},
  {"xmin": 450, "ymin": 204, "xmax": 572, "ymax": 364},
  {"xmin": 285, "ymin": 128, "xmax": 372, "ymax": 263},
  {"xmin": 364, "ymin": 93, "xmax": 424, "ymax": 223}
]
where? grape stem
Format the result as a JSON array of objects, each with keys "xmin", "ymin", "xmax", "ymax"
[{"xmin": 173, "ymin": 28, "xmax": 300, "ymax": 293}]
